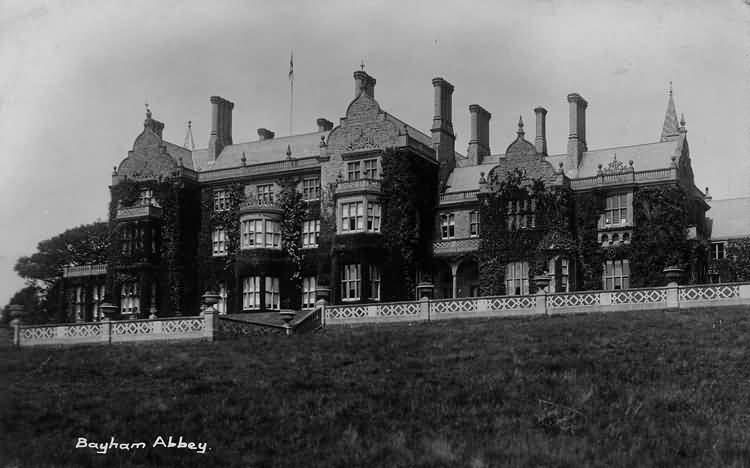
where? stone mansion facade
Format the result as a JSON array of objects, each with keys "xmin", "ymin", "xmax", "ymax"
[{"xmin": 61, "ymin": 68, "xmax": 738, "ymax": 321}]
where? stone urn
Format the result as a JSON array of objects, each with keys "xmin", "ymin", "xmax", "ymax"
[
  {"xmin": 99, "ymin": 302, "xmax": 118, "ymax": 320},
  {"xmin": 532, "ymin": 274, "xmax": 552, "ymax": 293},
  {"xmin": 663, "ymin": 266, "xmax": 685, "ymax": 285},
  {"xmin": 416, "ymin": 282, "xmax": 435, "ymax": 300},
  {"xmin": 315, "ymin": 286, "xmax": 331, "ymax": 302},
  {"xmin": 201, "ymin": 291, "xmax": 220, "ymax": 314}
]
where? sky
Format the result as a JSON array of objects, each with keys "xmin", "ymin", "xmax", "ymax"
[{"xmin": 0, "ymin": 0, "xmax": 748, "ymax": 305}]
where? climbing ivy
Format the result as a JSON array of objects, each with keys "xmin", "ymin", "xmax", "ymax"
[
  {"xmin": 380, "ymin": 148, "xmax": 438, "ymax": 300},
  {"xmin": 197, "ymin": 183, "xmax": 244, "ymax": 292},
  {"xmin": 279, "ymin": 184, "xmax": 306, "ymax": 296}
]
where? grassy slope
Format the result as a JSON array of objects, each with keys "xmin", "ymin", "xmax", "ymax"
[{"xmin": 2, "ymin": 308, "xmax": 750, "ymax": 468}]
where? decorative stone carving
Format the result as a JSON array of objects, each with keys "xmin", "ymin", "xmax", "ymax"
[{"xmin": 345, "ymin": 128, "xmax": 380, "ymax": 151}]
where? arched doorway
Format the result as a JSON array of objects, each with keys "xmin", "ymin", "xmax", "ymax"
[{"xmin": 456, "ymin": 258, "xmax": 480, "ymax": 298}]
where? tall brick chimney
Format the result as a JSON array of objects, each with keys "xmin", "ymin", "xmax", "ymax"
[
  {"xmin": 566, "ymin": 93, "xmax": 588, "ymax": 168},
  {"xmin": 316, "ymin": 118, "xmax": 333, "ymax": 132},
  {"xmin": 353, "ymin": 71, "xmax": 376, "ymax": 98},
  {"xmin": 208, "ymin": 96, "xmax": 234, "ymax": 160},
  {"xmin": 257, "ymin": 128, "xmax": 275, "ymax": 141},
  {"xmin": 534, "ymin": 106, "xmax": 548, "ymax": 155},
  {"xmin": 431, "ymin": 77, "xmax": 456, "ymax": 187},
  {"xmin": 467, "ymin": 104, "xmax": 491, "ymax": 165}
]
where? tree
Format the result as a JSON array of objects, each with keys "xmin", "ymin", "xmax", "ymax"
[{"xmin": 7, "ymin": 222, "xmax": 111, "ymax": 323}]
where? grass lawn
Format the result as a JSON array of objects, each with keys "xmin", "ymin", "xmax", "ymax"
[{"xmin": 2, "ymin": 308, "xmax": 750, "ymax": 467}]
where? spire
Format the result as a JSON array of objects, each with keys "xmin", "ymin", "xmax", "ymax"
[
  {"xmin": 183, "ymin": 120, "xmax": 195, "ymax": 150},
  {"xmin": 660, "ymin": 81, "xmax": 680, "ymax": 141},
  {"xmin": 516, "ymin": 115, "xmax": 525, "ymax": 138}
]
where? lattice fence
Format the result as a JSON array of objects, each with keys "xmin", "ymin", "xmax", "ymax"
[
  {"xmin": 546, "ymin": 293, "xmax": 601, "ymax": 308},
  {"xmin": 65, "ymin": 324, "xmax": 104, "ymax": 337},
  {"xmin": 487, "ymin": 296, "xmax": 535, "ymax": 311},
  {"xmin": 679, "ymin": 285, "xmax": 740, "ymax": 302},
  {"xmin": 112, "ymin": 321, "xmax": 153, "ymax": 336},
  {"xmin": 20, "ymin": 327, "xmax": 56, "ymax": 341},
  {"xmin": 163, "ymin": 318, "xmax": 204, "ymax": 334},
  {"xmin": 326, "ymin": 306, "xmax": 368, "ymax": 320},
  {"xmin": 431, "ymin": 299, "xmax": 478, "ymax": 314},
  {"xmin": 378, "ymin": 302, "xmax": 420, "ymax": 317},
  {"xmin": 612, "ymin": 289, "xmax": 667, "ymax": 305}
]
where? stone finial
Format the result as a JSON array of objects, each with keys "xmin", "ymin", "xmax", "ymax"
[
  {"xmin": 241, "ymin": 152, "xmax": 247, "ymax": 166},
  {"xmin": 597, "ymin": 163, "xmax": 603, "ymax": 175},
  {"xmin": 145, "ymin": 103, "xmax": 152, "ymax": 120},
  {"xmin": 286, "ymin": 144, "xmax": 292, "ymax": 159},
  {"xmin": 557, "ymin": 161, "xmax": 564, "ymax": 174},
  {"xmin": 478, "ymin": 171, "xmax": 487, "ymax": 184},
  {"xmin": 112, "ymin": 165, "xmax": 118, "ymax": 176},
  {"xmin": 319, "ymin": 135, "xmax": 327, "ymax": 148},
  {"xmin": 178, "ymin": 156, "xmax": 183, "ymax": 167},
  {"xmin": 517, "ymin": 115, "xmax": 525, "ymax": 137},
  {"xmin": 680, "ymin": 113, "xmax": 686, "ymax": 127},
  {"xmin": 671, "ymin": 155, "xmax": 678, "ymax": 167},
  {"xmin": 629, "ymin": 160, "xmax": 634, "ymax": 170}
]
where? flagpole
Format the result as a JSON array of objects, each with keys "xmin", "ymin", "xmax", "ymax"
[{"xmin": 289, "ymin": 51, "xmax": 294, "ymax": 135}]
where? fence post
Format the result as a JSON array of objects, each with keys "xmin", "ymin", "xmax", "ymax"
[
  {"xmin": 203, "ymin": 310, "xmax": 216, "ymax": 341},
  {"xmin": 12, "ymin": 322, "xmax": 20, "ymax": 347},
  {"xmin": 666, "ymin": 283, "xmax": 679, "ymax": 310},
  {"xmin": 535, "ymin": 291, "xmax": 547, "ymax": 315},
  {"xmin": 419, "ymin": 297, "xmax": 430, "ymax": 322},
  {"xmin": 102, "ymin": 317, "xmax": 112, "ymax": 344}
]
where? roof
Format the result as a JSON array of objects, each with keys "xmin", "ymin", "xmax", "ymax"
[
  {"xmin": 163, "ymin": 141, "xmax": 194, "ymax": 169},
  {"xmin": 193, "ymin": 131, "xmax": 329, "ymax": 171},
  {"xmin": 577, "ymin": 138, "xmax": 682, "ymax": 178},
  {"xmin": 382, "ymin": 111, "xmax": 432, "ymax": 147},
  {"xmin": 444, "ymin": 162, "xmax": 500, "ymax": 193},
  {"xmin": 708, "ymin": 197, "xmax": 750, "ymax": 240}
]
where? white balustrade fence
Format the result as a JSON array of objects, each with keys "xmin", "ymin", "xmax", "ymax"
[
  {"xmin": 324, "ymin": 282, "xmax": 750, "ymax": 326},
  {"xmin": 14, "ymin": 313, "xmax": 215, "ymax": 347}
]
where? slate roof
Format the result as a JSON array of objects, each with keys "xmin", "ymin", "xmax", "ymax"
[
  {"xmin": 163, "ymin": 141, "xmax": 194, "ymax": 169},
  {"xmin": 708, "ymin": 197, "xmax": 750, "ymax": 240},
  {"xmin": 445, "ymin": 163, "xmax": 497, "ymax": 192},
  {"xmin": 382, "ymin": 111, "xmax": 432, "ymax": 147},
  {"xmin": 192, "ymin": 131, "xmax": 330, "ymax": 172},
  {"xmin": 576, "ymin": 137, "xmax": 683, "ymax": 178}
]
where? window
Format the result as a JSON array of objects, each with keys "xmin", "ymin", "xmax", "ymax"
[
  {"xmin": 470, "ymin": 211, "xmax": 480, "ymax": 237},
  {"xmin": 302, "ymin": 220, "xmax": 320, "ymax": 248},
  {"xmin": 138, "ymin": 189, "xmax": 153, "ymax": 207},
  {"xmin": 506, "ymin": 199, "xmax": 536, "ymax": 231},
  {"xmin": 241, "ymin": 218, "xmax": 281, "ymax": 249},
  {"xmin": 214, "ymin": 190, "xmax": 230, "ymax": 212},
  {"xmin": 302, "ymin": 276, "xmax": 317, "ymax": 309},
  {"xmin": 242, "ymin": 277, "xmax": 260, "ymax": 310},
  {"xmin": 505, "ymin": 262, "xmax": 529, "ymax": 296},
  {"xmin": 217, "ymin": 283, "xmax": 227, "ymax": 315},
  {"xmin": 120, "ymin": 282, "xmax": 139, "ymax": 316},
  {"xmin": 256, "ymin": 184, "xmax": 274, "ymax": 204},
  {"xmin": 302, "ymin": 177, "xmax": 321, "ymax": 200},
  {"xmin": 549, "ymin": 257, "xmax": 570, "ymax": 293},
  {"xmin": 341, "ymin": 201, "xmax": 364, "ymax": 232},
  {"xmin": 212, "ymin": 228, "xmax": 227, "ymax": 256},
  {"xmin": 369, "ymin": 265, "xmax": 381, "ymax": 301},
  {"xmin": 560, "ymin": 258, "xmax": 569, "ymax": 293},
  {"xmin": 441, "ymin": 213, "xmax": 455, "ymax": 239},
  {"xmin": 347, "ymin": 161, "xmax": 361, "ymax": 181},
  {"xmin": 367, "ymin": 203, "xmax": 381, "ymax": 232},
  {"xmin": 604, "ymin": 193, "xmax": 629, "ymax": 225},
  {"xmin": 151, "ymin": 227, "xmax": 158, "ymax": 254},
  {"xmin": 711, "ymin": 242, "xmax": 726, "ymax": 260},
  {"xmin": 603, "ymin": 259, "xmax": 630, "ymax": 290},
  {"xmin": 266, "ymin": 220, "xmax": 281, "ymax": 248},
  {"xmin": 92, "ymin": 284, "xmax": 105, "ymax": 321},
  {"xmin": 121, "ymin": 226, "xmax": 134, "ymax": 256},
  {"xmin": 363, "ymin": 159, "xmax": 378, "ymax": 179},
  {"xmin": 341, "ymin": 264, "xmax": 361, "ymax": 301},
  {"xmin": 265, "ymin": 277, "xmax": 280, "ymax": 310}
]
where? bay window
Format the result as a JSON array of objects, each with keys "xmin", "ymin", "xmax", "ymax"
[
  {"xmin": 342, "ymin": 264, "xmax": 361, "ymax": 301},
  {"xmin": 347, "ymin": 161, "xmax": 361, "ymax": 181},
  {"xmin": 363, "ymin": 159, "xmax": 378, "ymax": 179},
  {"xmin": 505, "ymin": 262, "xmax": 529, "ymax": 296},
  {"xmin": 603, "ymin": 259, "xmax": 630, "ymax": 290},
  {"xmin": 341, "ymin": 201, "xmax": 364, "ymax": 232},
  {"xmin": 241, "ymin": 217, "xmax": 281, "ymax": 249},
  {"xmin": 265, "ymin": 277, "xmax": 280, "ymax": 310},
  {"xmin": 367, "ymin": 203, "xmax": 381, "ymax": 232},
  {"xmin": 302, "ymin": 276, "xmax": 317, "ymax": 309},
  {"xmin": 242, "ymin": 276, "xmax": 261, "ymax": 310}
]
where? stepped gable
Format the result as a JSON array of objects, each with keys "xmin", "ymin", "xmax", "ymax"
[{"xmin": 487, "ymin": 116, "xmax": 558, "ymax": 187}]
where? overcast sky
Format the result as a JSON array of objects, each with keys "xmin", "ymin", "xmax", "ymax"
[{"xmin": 1, "ymin": 0, "xmax": 748, "ymax": 305}]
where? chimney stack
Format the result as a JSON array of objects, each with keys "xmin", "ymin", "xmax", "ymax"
[
  {"xmin": 566, "ymin": 93, "xmax": 588, "ymax": 168},
  {"xmin": 467, "ymin": 104, "xmax": 491, "ymax": 165},
  {"xmin": 353, "ymin": 70, "xmax": 376, "ymax": 99},
  {"xmin": 534, "ymin": 107, "xmax": 548, "ymax": 155},
  {"xmin": 431, "ymin": 77, "xmax": 456, "ymax": 187},
  {"xmin": 316, "ymin": 118, "xmax": 333, "ymax": 132},
  {"xmin": 257, "ymin": 128, "xmax": 275, "ymax": 141},
  {"xmin": 208, "ymin": 96, "xmax": 234, "ymax": 160}
]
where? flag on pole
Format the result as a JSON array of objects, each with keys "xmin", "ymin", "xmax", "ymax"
[{"xmin": 289, "ymin": 51, "xmax": 294, "ymax": 81}]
